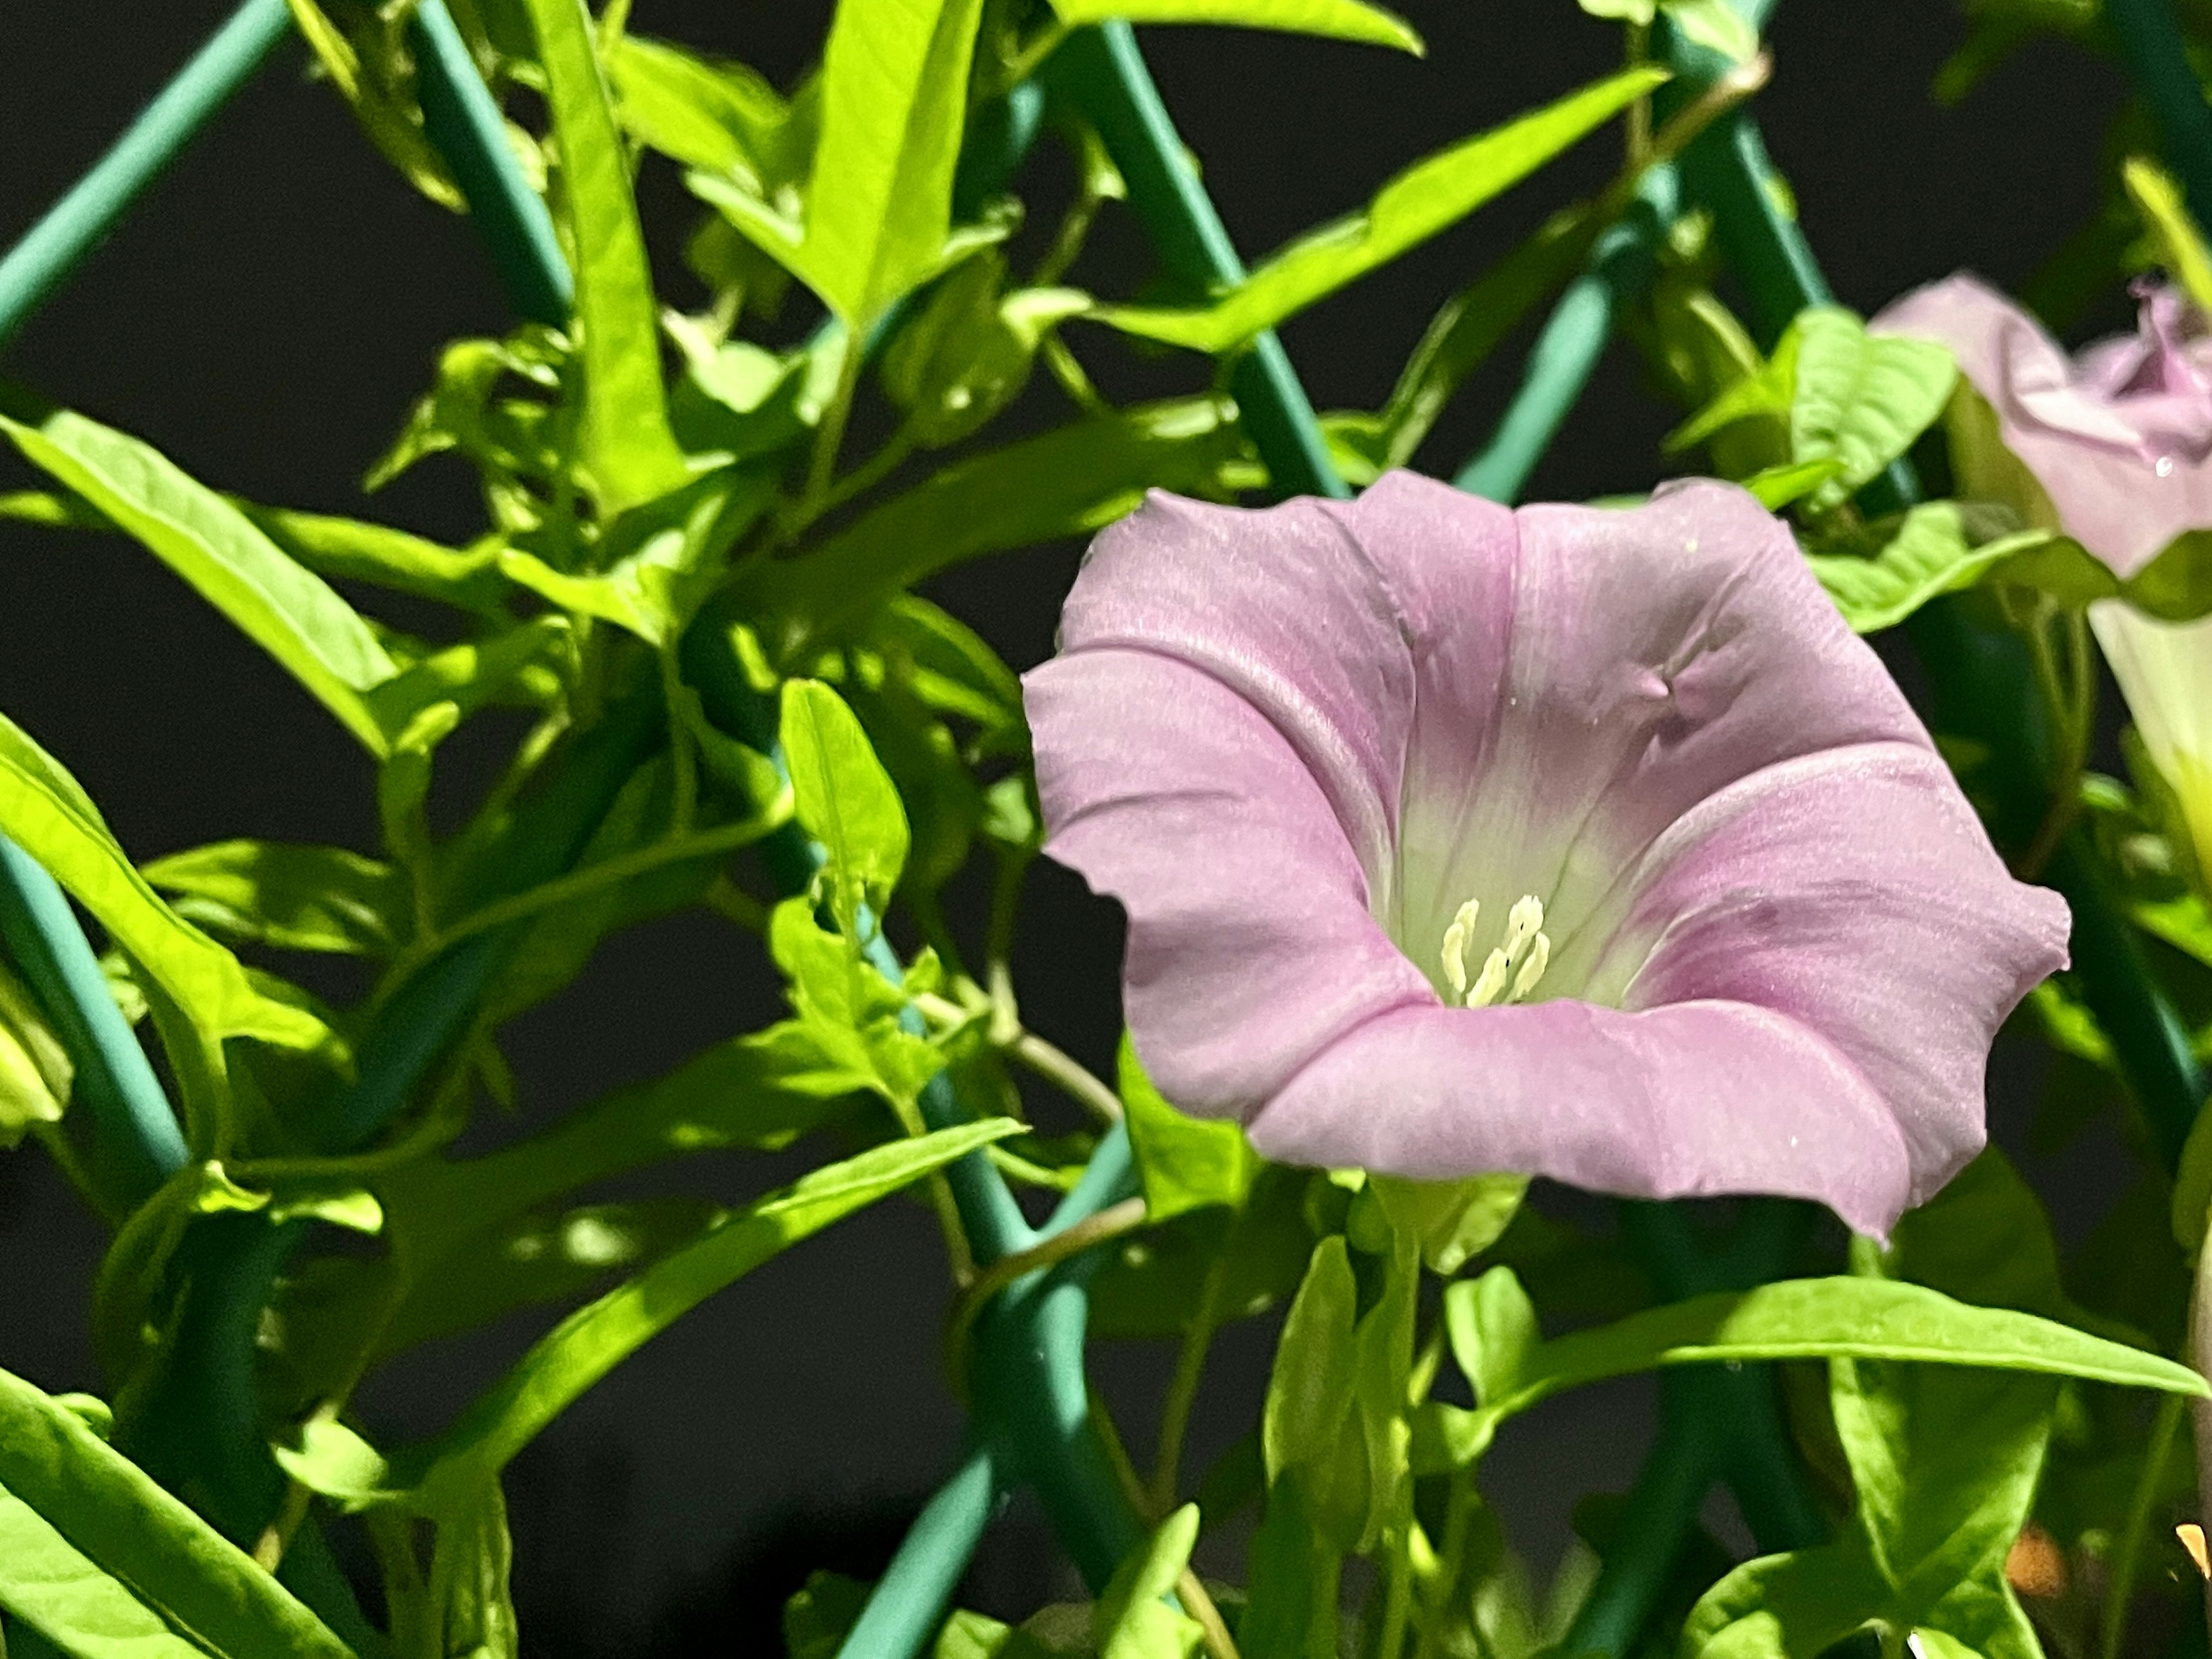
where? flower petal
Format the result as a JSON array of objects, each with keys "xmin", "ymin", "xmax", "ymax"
[
  {"xmin": 1592, "ymin": 742, "xmax": 2071, "ymax": 1210},
  {"xmin": 1333, "ymin": 474, "xmax": 1933, "ymax": 975},
  {"xmin": 1025, "ymin": 646, "xmax": 1433, "ymax": 1111},
  {"xmin": 1246, "ymin": 997, "xmax": 1915, "ymax": 1237},
  {"xmin": 1874, "ymin": 274, "xmax": 2212, "ymax": 575}
]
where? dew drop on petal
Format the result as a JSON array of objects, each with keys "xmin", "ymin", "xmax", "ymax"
[{"xmin": 2157, "ymin": 454, "xmax": 2178, "ymax": 477}]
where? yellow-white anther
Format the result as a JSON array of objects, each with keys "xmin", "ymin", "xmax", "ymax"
[
  {"xmin": 1510, "ymin": 931, "xmax": 1551, "ymax": 1002},
  {"xmin": 1439, "ymin": 897, "xmax": 1480, "ymax": 999},
  {"xmin": 1466, "ymin": 948, "xmax": 1512, "ymax": 1009},
  {"xmin": 1503, "ymin": 895, "xmax": 1544, "ymax": 960},
  {"xmin": 1449, "ymin": 893, "xmax": 1551, "ymax": 1009}
]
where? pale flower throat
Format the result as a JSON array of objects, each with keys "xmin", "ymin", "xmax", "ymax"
[{"xmin": 1439, "ymin": 894, "xmax": 1552, "ymax": 1009}]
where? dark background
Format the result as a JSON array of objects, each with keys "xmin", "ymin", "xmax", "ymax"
[{"xmin": 0, "ymin": 3, "xmax": 2133, "ymax": 1652}]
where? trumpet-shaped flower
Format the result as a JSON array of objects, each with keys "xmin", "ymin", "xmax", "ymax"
[
  {"xmin": 1024, "ymin": 474, "xmax": 2068, "ymax": 1236},
  {"xmin": 1876, "ymin": 276, "xmax": 2212, "ymax": 882}
]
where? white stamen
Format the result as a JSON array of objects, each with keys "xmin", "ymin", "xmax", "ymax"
[
  {"xmin": 1466, "ymin": 948, "xmax": 1512, "ymax": 1009},
  {"xmin": 1510, "ymin": 931, "xmax": 1551, "ymax": 1002},
  {"xmin": 1444, "ymin": 893, "xmax": 1553, "ymax": 1009},
  {"xmin": 1503, "ymin": 895, "xmax": 1544, "ymax": 960},
  {"xmin": 1440, "ymin": 897, "xmax": 1480, "ymax": 999}
]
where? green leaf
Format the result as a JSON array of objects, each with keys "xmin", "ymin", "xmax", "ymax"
[
  {"xmin": 781, "ymin": 680, "xmax": 911, "ymax": 929},
  {"xmin": 2124, "ymin": 154, "xmax": 2212, "ymax": 318},
  {"xmin": 1785, "ymin": 308, "xmax": 1956, "ymax": 511},
  {"xmin": 1048, "ymin": 0, "xmax": 1421, "ymax": 52},
  {"xmin": 1094, "ymin": 1505, "xmax": 1205, "ymax": 1659},
  {"xmin": 1685, "ymin": 1358, "xmax": 2054, "ymax": 1659},
  {"xmin": 866, "ymin": 596, "xmax": 1025, "ymax": 742},
  {"xmin": 1369, "ymin": 1172, "xmax": 1527, "ymax": 1276},
  {"xmin": 880, "ymin": 254, "xmax": 1088, "ymax": 448},
  {"xmin": 1119, "ymin": 1035, "xmax": 1257, "ymax": 1223},
  {"xmin": 499, "ymin": 469, "xmax": 774, "ymax": 645},
  {"xmin": 1457, "ymin": 1275, "xmax": 2203, "ymax": 1435},
  {"xmin": 0, "ymin": 714, "xmax": 324, "ymax": 1049},
  {"xmin": 0, "ymin": 403, "xmax": 402, "ymax": 755},
  {"xmin": 1443, "ymin": 1265, "xmax": 1539, "ymax": 1414},
  {"xmin": 1806, "ymin": 502, "xmax": 2055, "ymax": 632},
  {"xmin": 237, "ymin": 503, "xmax": 506, "ymax": 613},
  {"xmin": 1261, "ymin": 1237, "xmax": 1372, "ymax": 1550},
  {"xmin": 1664, "ymin": 0, "xmax": 1759, "ymax": 62},
  {"xmin": 0, "ymin": 957, "xmax": 70, "ymax": 1149},
  {"xmin": 607, "ymin": 35, "xmax": 796, "ymax": 192},
  {"xmin": 142, "ymin": 840, "xmax": 407, "ymax": 957},
  {"xmin": 290, "ymin": 1119, "xmax": 1019, "ymax": 1508},
  {"xmin": 0, "ymin": 1366, "xmax": 353, "ymax": 1657},
  {"xmin": 1741, "ymin": 456, "xmax": 1846, "ymax": 510},
  {"xmin": 749, "ymin": 399, "xmax": 1247, "ymax": 661},
  {"xmin": 520, "ymin": 0, "xmax": 692, "ymax": 511},
  {"xmin": 1357, "ymin": 204, "xmax": 1601, "ymax": 472},
  {"xmin": 793, "ymin": 0, "xmax": 991, "ymax": 325},
  {"xmin": 1090, "ymin": 66, "xmax": 1665, "ymax": 351}
]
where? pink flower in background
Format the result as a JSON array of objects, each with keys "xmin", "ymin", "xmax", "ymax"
[
  {"xmin": 1024, "ymin": 473, "xmax": 2069, "ymax": 1236},
  {"xmin": 1874, "ymin": 274, "xmax": 2212, "ymax": 576},
  {"xmin": 1877, "ymin": 276, "xmax": 2212, "ymax": 882}
]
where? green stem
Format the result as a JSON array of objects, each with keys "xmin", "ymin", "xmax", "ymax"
[
  {"xmin": 2104, "ymin": 0, "xmax": 2212, "ymax": 232},
  {"xmin": 1046, "ymin": 24, "xmax": 1347, "ymax": 501},
  {"xmin": 1148, "ymin": 1270, "xmax": 1224, "ymax": 1517},
  {"xmin": 0, "ymin": 0, "xmax": 292, "ymax": 355},
  {"xmin": 2102, "ymin": 1392, "xmax": 2184, "ymax": 1659},
  {"xmin": 1555, "ymin": 1381, "xmax": 1716, "ymax": 1659}
]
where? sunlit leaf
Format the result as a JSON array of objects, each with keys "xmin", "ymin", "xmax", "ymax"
[
  {"xmin": 1089, "ymin": 67, "xmax": 1664, "ymax": 351},
  {"xmin": 749, "ymin": 398, "xmax": 1247, "ymax": 661},
  {"xmin": 0, "ymin": 1366, "xmax": 353, "ymax": 1657},
  {"xmin": 143, "ymin": 841, "xmax": 407, "ymax": 957},
  {"xmin": 520, "ymin": 0, "xmax": 692, "ymax": 510},
  {"xmin": 1048, "ymin": 0, "xmax": 1421, "ymax": 53},
  {"xmin": 0, "ymin": 403, "xmax": 402, "ymax": 755},
  {"xmin": 0, "ymin": 714, "xmax": 325, "ymax": 1049}
]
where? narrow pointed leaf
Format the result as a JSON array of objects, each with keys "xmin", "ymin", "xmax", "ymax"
[
  {"xmin": 0, "ymin": 1366, "xmax": 353, "ymax": 1657},
  {"xmin": 804, "ymin": 0, "xmax": 990, "ymax": 322},
  {"xmin": 1090, "ymin": 66, "xmax": 1665, "ymax": 351},
  {"xmin": 342, "ymin": 1120, "xmax": 1020, "ymax": 1505},
  {"xmin": 521, "ymin": 0, "xmax": 691, "ymax": 510},
  {"xmin": 0, "ymin": 406, "xmax": 399, "ymax": 754},
  {"xmin": 0, "ymin": 715, "xmax": 324, "ymax": 1048},
  {"xmin": 1047, "ymin": 0, "xmax": 1421, "ymax": 52},
  {"xmin": 1459, "ymin": 1275, "xmax": 2206, "ymax": 1430}
]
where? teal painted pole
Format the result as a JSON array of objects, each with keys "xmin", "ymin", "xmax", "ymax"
[
  {"xmin": 833, "ymin": 1445, "xmax": 1006, "ymax": 1659},
  {"xmin": 0, "ymin": 0, "xmax": 293, "ymax": 355},
  {"xmin": 411, "ymin": 0, "xmax": 573, "ymax": 328},
  {"xmin": 0, "ymin": 839, "xmax": 185, "ymax": 1201},
  {"xmin": 1047, "ymin": 24, "xmax": 1349, "ymax": 501},
  {"xmin": 1455, "ymin": 172, "xmax": 1676, "ymax": 502}
]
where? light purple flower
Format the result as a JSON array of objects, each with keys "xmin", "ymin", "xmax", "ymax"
[
  {"xmin": 1873, "ymin": 274, "xmax": 2212, "ymax": 577},
  {"xmin": 1023, "ymin": 473, "xmax": 2069, "ymax": 1236}
]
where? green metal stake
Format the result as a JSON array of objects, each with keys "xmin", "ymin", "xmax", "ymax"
[
  {"xmin": 1456, "ymin": 171, "xmax": 1676, "ymax": 502},
  {"xmin": 411, "ymin": 0, "xmax": 573, "ymax": 328},
  {"xmin": 0, "ymin": 839, "xmax": 185, "ymax": 1202},
  {"xmin": 0, "ymin": 0, "xmax": 293, "ymax": 355},
  {"xmin": 1047, "ymin": 23, "xmax": 1350, "ymax": 501}
]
